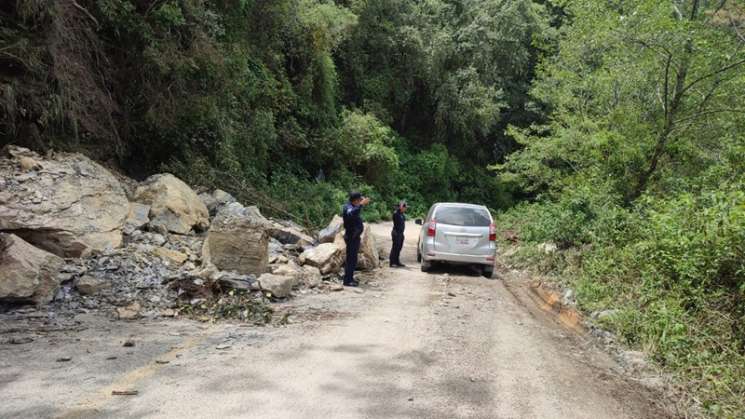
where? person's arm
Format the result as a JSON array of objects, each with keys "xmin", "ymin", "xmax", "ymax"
[{"xmin": 345, "ymin": 204, "xmax": 362, "ymax": 217}]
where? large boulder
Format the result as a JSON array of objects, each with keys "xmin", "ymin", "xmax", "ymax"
[
  {"xmin": 202, "ymin": 203, "xmax": 269, "ymax": 276},
  {"xmin": 134, "ymin": 174, "xmax": 209, "ymax": 234},
  {"xmin": 0, "ymin": 146, "xmax": 129, "ymax": 257},
  {"xmin": 299, "ymin": 243, "xmax": 343, "ymax": 274},
  {"xmin": 0, "ymin": 233, "xmax": 65, "ymax": 304},
  {"xmin": 218, "ymin": 201, "xmax": 313, "ymax": 245},
  {"xmin": 318, "ymin": 215, "xmax": 343, "ymax": 243},
  {"xmin": 333, "ymin": 225, "xmax": 379, "ymax": 271}
]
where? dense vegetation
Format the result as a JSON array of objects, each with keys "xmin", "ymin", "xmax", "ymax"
[
  {"xmin": 1, "ymin": 0, "xmax": 744, "ymax": 416},
  {"xmin": 0, "ymin": 0, "xmax": 551, "ymax": 224},
  {"xmin": 497, "ymin": 1, "xmax": 745, "ymax": 416}
]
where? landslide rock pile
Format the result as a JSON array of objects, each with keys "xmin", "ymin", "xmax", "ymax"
[{"xmin": 0, "ymin": 145, "xmax": 382, "ymax": 322}]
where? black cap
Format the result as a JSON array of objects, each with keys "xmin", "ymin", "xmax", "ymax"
[{"xmin": 349, "ymin": 191, "xmax": 363, "ymax": 201}]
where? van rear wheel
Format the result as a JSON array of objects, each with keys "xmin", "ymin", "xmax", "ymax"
[
  {"xmin": 421, "ymin": 259, "xmax": 432, "ymax": 272},
  {"xmin": 482, "ymin": 266, "xmax": 494, "ymax": 279}
]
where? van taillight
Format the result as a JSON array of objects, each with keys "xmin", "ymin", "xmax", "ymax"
[
  {"xmin": 427, "ymin": 219, "xmax": 436, "ymax": 237},
  {"xmin": 489, "ymin": 223, "xmax": 496, "ymax": 241}
]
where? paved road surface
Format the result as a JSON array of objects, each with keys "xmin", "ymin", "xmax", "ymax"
[{"xmin": 1, "ymin": 222, "xmax": 669, "ymax": 418}]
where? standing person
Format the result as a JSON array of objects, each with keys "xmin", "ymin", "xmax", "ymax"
[
  {"xmin": 389, "ymin": 201, "xmax": 407, "ymax": 268},
  {"xmin": 342, "ymin": 191, "xmax": 370, "ymax": 287}
]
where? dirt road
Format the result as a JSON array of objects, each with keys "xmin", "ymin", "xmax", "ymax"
[{"xmin": 1, "ymin": 221, "xmax": 670, "ymax": 418}]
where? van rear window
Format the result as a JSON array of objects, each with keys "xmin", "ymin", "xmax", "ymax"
[{"xmin": 435, "ymin": 207, "xmax": 491, "ymax": 226}]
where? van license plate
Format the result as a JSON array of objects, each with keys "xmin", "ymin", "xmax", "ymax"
[{"xmin": 456, "ymin": 237, "xmax": 472, "ymax": 246}]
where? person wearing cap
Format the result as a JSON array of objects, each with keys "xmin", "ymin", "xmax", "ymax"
[
  {"xmin": 389, "ymin": 201, "xmax": 407, "ymax": 268},
  {"xmin": 341, "ymin": 191, "xmax": 370, "ymax": 286}
]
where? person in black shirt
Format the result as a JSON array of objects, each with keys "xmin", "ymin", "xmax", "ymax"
[
  {"xmin": 389, "ymin": 200, "xmax": 407, "ymax": 268},
  {"xmin": 342, "ymin": 191, "xmax": 370, "ymax": 286}
]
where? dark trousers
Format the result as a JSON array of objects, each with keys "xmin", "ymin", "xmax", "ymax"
[
  {"xmin": 390, "ymin": 232, "xmax": 404, "ymax": 265},
  {"xmin": 344, "ymin": 235, "xmax": 361, "ymax": 284}
]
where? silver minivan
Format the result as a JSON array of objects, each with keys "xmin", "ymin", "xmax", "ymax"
[{"xmin": 415, "ymin": 203, "xmax": 496, "ymax": 278}]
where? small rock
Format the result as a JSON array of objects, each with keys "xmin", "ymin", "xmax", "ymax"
[
  {"xmin": 155, "ymin": 360, "xmax": 170, "ymax": 364},
  {"xmin": 117, "ymin": 302, "xmax": 141, "ymax": 320},
  {"xmin": 56, "ymin": 357, "xmax": 72, "ymax": 362},
  {"xmin": 258, "ymin": 273, "xmax": 296, "ymax": 298},
  {"xmin": 8, "ymin": 337, "xmax": 33, "ymax": 344},
  {"xmin": 153, "ymin": 247, "xmax": 188, "ymax": 265},
  {"xmin": 106, "ymin": 356, "xmax": 118, "ymax": 360},
  {"xmin": 447, "ymin": 292, "xmax": 456, "ymax": 297},
  {"xmin": 216, "ymin": 344, "xmax": 231, "ymax": 350},
  {"xmin": 562, "ymin": 288, "xmax": 575, "ymax": 305},
  {"xmin": 160, "ymin": 309, "xmax": 176, "ymax": 317},
  {"xmin": 111, "ymin": 390, "xmax": 138, "ymax": 396},
  {"xmin": 18, "ymin": 156, "xmax": 42, "ymax": 171},
  {"xmin": 594, "ymin": 309, "xmax": 620, "ymax": 321},
  {"xmin": 75, "ymin": 275, "xmax": 110, "ymax": 296},
  {"xmin": 538, "ymin": 242, "xmax": 558, "ymax": 254},
  {"xmin": 123, "ymin": 339, "xmax": 135, "ymax": 347},
  {"xmin": 329, "ymin": 283, "xmax": 344, "ymax": 292}
]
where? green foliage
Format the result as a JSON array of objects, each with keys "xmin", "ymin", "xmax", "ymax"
[
  {"xmin": 497, "ymin": 1, "xmax": 745, "ymax": 415},
  {"xmin": 332, "ymin": 110, "xmax": 399, "ymax": 188}
]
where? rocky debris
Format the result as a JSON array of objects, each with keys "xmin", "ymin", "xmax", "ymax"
[
  {"xmin": 134, "ymin": 173, "xmax": 209, "ymax": 234},
  {"xmin": 299, "ymin": 243, "xmax": 343, "ymax": 275},
  {"xmin": 258, "ymin": 273, "xmax": 297, "ymax": 298},
  {"xmin": 199, "ymin": 189, "xmax": 237, "ymax": 216},
  {"xmin": 266, "ymin": 223, "xmax": 315, "ymax": 246},
  {"xmin": 333, "ymin": 224, "xmax": 379, "ymax": 270},
  {"xmin": 202, "ymin": 203, "xmax": 269, "ymax": 276},
  {"xmin": 0, "ymin": 147, "xmax": 345, "ymax": 322},
  {"xmin": 318, "ymin": 215, "xmax": 343, "ymax": 243},
  {"xmin": 0, "ymin": 146, "xmax": 129, "ymax": 257},
  {"xmin": 124, "ymin": 203, "xmax": 150, "ymax": 235},
  {"xmin": 74, "ymin": 275, "xmax": 110, "ymax": 296},
  {"xmin": 0, "ymin": 233, "xmax": 65, "ymax": 304}
]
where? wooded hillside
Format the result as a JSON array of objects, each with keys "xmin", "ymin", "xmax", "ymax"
[
  {"xmin": 2, "ymin": 1, "xmax": 744, "ymax": 416},
  {"xmin": 1, "ymin": 0, "xmax": 552, "ymax": 224}
]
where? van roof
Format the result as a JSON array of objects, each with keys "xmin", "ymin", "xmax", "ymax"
[{"xmin": 432, "ymin": 202, "xmax": 487, "ymax": 209}]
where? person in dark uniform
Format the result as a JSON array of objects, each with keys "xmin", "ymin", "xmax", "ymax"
[
  {"xmin": 342, "ymin": 191, "xmax": 370, "ymax": 286},
  {"xmin": 389, "ymin": 201, "xmax": 407, "ymax": 268}
]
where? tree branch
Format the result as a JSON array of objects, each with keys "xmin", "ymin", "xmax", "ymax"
[
  {"xmin": 680, "ymin": 57, "xmax": 745, "ymax": 96},
  {"xmin": 663, "ymin": 54, "xmax": 672, "ymax": 118},
  {"xmin": 71, "ymin": 0, "xmax": 100, "ymax": 29},
  {"xmin": 673, "ymin": 108, "xmax": 745, "ymax": 125}
]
